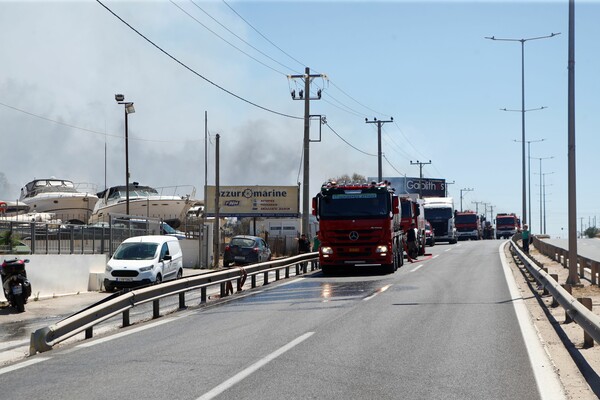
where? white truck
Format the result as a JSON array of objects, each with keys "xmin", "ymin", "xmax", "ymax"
[{"xmin": 423, "ymin": 197, "xmax": 457, "ymax": 244}]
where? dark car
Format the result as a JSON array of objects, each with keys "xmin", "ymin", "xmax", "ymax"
[{"xmin": 223, "ymin": 235, "xmax": 272, "ymax": 268}]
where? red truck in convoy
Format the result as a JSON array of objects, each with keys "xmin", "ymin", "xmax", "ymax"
[
  {"xmin": 495, "ymin": 213, "xmax": 521, "ymax": 239},
  {"xmin": 454, "ymin": 210, "xmax": 482, "ymax": 240},
  {"xmin": 312, "ymin": 181, "xmax": 403, "ymax": 275}
]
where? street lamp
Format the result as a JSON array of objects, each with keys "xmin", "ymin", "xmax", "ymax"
[
  {"xmin": 115, "ymin": 94, "xmax": 135, "ymax": 215},
  {"xmin": 541, "ymin": 172, "xmax": 554, "ymax": 234},
  {"xmin": 532, "ymin": 156, "xmax": 553, "ymax": 233},
  {"xmin": 513, "ymin": 138, "xmax": 545, "ymax": 228},
  {"xmin": 486, "ymin": 32, "xmax": 560, "ymax": 227}
]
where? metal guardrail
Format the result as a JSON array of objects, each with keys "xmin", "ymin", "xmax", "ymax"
[
  {"xmin": 30, "ymin": 253, "xmax": 318, "ymax": 354},
  {"xmin": 509, "ymin": 238, "xmax": 600, "ymax": 346}
]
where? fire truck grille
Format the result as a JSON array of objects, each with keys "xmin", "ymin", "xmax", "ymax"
[{"xmin": 329, "ymin": 229, "xmax": 381, "ymax": 244}]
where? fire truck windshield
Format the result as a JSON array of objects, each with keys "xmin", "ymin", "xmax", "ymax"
[
  {"xmin": 497, "ymin": 217, "xmax": 515, "ymax": 225},
  {"xmin": 455, "ymin": 214, "xmax": 478, "ymax": 224},
  {"xmin": 319, "ymin": 191, "xmax": 390, "ymax": 219}
]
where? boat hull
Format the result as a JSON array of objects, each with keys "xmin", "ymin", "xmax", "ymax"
[
  {"xmin": 21, "ymin": 194, "xmax": 97, "ymax": 224},
  {"xmin": 89, "ymin": 197, "xmax": 193, "ymax": 227}
]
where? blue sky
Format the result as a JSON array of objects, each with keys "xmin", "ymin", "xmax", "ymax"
[{"xmin": 0, "ymin": 0, "xmax": 598, "ymax": 238}]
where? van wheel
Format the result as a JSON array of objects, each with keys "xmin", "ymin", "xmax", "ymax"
[
  {"xmin": 176, "ymin": 269, "xmax": 183, "ymax": 279},
  {"xmin": 155, "ymin": 274, "xmax": 162, "ymax": 285}
]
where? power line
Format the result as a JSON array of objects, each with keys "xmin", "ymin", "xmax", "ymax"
[
  {"xmin": 0, "ymin": 101, "xmax": 199, "ymax": 143},
  {"xmin": 323, "ymin": 122, "xmax": 375, "ymax": 157},
  {"xmin": 221, "ymin": 0, "xmax": 305, "ymax": 69},
  {"xmin": 96, "ymin": 0, "xmax": 302, "ymax": 120},
  {"xmin": 173, "ymin": 0, "xmax": 296, "ymax": 76}
]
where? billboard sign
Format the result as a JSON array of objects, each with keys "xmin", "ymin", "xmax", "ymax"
[
  {"xmin": 205, "ymin": 185, "xmax": 299, "ymax": 217},
  {"xmin": 369, "ymin": 177, "xmax": 447, "ymax": 198}
]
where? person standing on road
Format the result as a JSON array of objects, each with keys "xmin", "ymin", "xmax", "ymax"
[
  {"xmin": 406, "ymin": 223, "xmax": 418, "ymax": 259},
  {"xmin": 311, "ymin": 231, "xmax": 321, "ymax": 270},
  {"xmin": 297, "ymin": 233, "xmax": 311, "ymax": 272},
  {"xmin": 522, "ymin": 224, "xmax": 530, "ymax": 253}
]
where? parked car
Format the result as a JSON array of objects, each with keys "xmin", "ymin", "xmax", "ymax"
[
  {"xmin": 223, "ymin": 235, "xmax": 271, "ymax": 268},
  {"xmin": 104, "ymin": 235, "xmax": 183, "ymax": 292},
  {"xmin": 425, "ymin": 221, "xmax": 435, "ymax": 246}
]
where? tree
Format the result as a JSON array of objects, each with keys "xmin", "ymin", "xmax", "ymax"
[
  {"xmin": 330, "ymin": 173, "xmax": 366, "ymax": 183},
  {"xmin": 584, "ymin": 226, "xmax": 599, "ymax": 239}
]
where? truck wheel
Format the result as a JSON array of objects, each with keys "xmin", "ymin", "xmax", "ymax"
[{"xmin": 321, "ymin": 265, "xmax": 332, "ymax": 275}]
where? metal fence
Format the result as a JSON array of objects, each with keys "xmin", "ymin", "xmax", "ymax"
[{"xmin": 0, "ymin": 214, "xmax": 203, "ymax": 256}]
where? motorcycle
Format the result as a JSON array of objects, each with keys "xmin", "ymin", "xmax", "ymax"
[{"xmin": 1, "ymin": 258, "xmax": 32, "ymax": 313}]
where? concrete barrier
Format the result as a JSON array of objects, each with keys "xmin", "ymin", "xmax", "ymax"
[{"xmin": 1, "ymin": 254, "xmax": 108, "ymax": 301}]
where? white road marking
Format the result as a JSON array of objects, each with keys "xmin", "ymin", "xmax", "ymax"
[
  {"xmin": 410, "ymin": 264, "xmax": 424, "ymax": 272},
  {"xmin": 196, "ymin": 332, "xmax": 315, "ymax": 400},
  {"xmin": 363, "ymin": 284, "xmax": 392, "ymax": 301},
  {"xmin": 432, "ymin": 255, "xmax": 439, "ymax": 259},
  {"xmin": 76, "ymin": 316, "xmax": 183, "ymax": 348},
  {"xmin": 0, "ymin": 357, "xmax": 50, "ymax": 376},
  {"xmin": 499, "ymin": 243, "xmax": 566, "ymax": 400}
]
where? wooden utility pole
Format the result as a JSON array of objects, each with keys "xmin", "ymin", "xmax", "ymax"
[{"xmin": 365, "ymin": 117, "xmax": 394, "ymax": 182}]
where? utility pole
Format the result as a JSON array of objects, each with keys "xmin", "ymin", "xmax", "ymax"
[
  {"xmin": 365, "ymin": 117, "xmax": 394, "ymax": 182},
  {"xmin": 213, "ymin": 134, "xmax": 220, "ymax": 268},
  {"xmin": 472, "ymin": 201, "xmax": 484, "ymax": 215},
  {"xmin": 445, "ymin": 180, "xmax": 455, "ymax": 197},
  {"xmin": 289, "ymin": 67, "xmax": 325, "ymax": 236},
  {"xmin": 410, "ymin": 160, "xmax": 432, "ymax": 198},
  {"xmin": 566, "ymin": 0, "xmax": 579, "ymax": 285},
  {"xmin": 460, "ymin": 188, "xmax": 474, "ymax": 211}
]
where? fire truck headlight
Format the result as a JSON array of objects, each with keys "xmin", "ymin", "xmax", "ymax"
[
  {"xmin": 376, "ymin": 245, "xmax": 388, "ymax": 254},
  {"xmin": 321, "ymin": 246, "xmax": 333, "ymax": 255}
]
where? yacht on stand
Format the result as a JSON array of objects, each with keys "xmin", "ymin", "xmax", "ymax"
[
  {"xmin": 19, "ymin": 178, "xmax": 98, "ymax": 224},
  {"xmin": 89, "ymin": 182, "xmax": 196, "ymax": 228}
]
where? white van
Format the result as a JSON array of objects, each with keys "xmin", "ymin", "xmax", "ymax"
[{"xmin": 104, "ymin": 235, "xmax": 183, "ymax": 292}]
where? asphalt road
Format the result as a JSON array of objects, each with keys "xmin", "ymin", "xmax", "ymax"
[
  {"xmin": 542, "ymin": 238, "xmax": 600, "ymax": 261},
  {"xmin": 0, "ymin": 241, "xmax": 561, "ymax": 399}
]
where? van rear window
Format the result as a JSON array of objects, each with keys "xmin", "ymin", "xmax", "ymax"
[{"xmin": 113, "ymin": 243, "xmax": 158, "ymax": 260}]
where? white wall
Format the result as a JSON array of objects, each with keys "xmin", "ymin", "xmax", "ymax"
[{"xmin": 1, "ymin": 254, "xmax": 107, "ymax": 301}]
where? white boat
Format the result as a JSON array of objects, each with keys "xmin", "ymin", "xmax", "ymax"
[
  {"xmin": 89, "ymin": 183, "xmax": 196, "ymax": 228},
  {"xmin": 19, "ymin": 178, "xmax": 98, "ymax": 224},
  {"xmin": 0, "ymin": 200, "xmax": 30, "ymax": 217}
]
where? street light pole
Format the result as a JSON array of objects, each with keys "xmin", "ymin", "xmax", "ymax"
[
  {"xmin": 410, "ymin": 160, "xmax": 432, "ymax": 198},
  {"xmin": 532, "ymin": 156, "xmax": 553, "ymax": 233},
  {"xmin": 115, "ymin": 94, "xmax": 135, "ymax": 215},
  {"xmin": 514, "ymin": 138, "xmax": 545, "ymax": 228},
  {"xmin": 486, "ymin": 32, "xmax": 560, "ymax": 227}
]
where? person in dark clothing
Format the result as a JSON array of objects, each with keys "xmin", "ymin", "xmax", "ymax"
[
  {"xmin": 406, "ymin": 223, "xmax": 418, "ymax": 259},
  {"xmin": 297, "ymin": 233, "xmax": 311, "ymax": 272},
  {"xmin": 298, "ymin": 233, "xmax": 311, "ymax": 254}
]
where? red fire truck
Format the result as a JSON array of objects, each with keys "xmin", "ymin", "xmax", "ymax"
[
  {"xmin": 495, "ymin": 213, "xmax": 521, "ymax": 239},
  {"xmin": 400, "ymin": 196, "xmax": 426, "ymax": 257},
  {"xmin": 454, "ymin": 210, "xmax": 482, "ymax": 240},
  {"xmin": 312, "ymin": 181, "xmax": 403, "ymax": 275}
]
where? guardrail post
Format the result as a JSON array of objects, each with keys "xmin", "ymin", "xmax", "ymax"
[
  {"xmin": 542, "ymin": 268, "xmax": 549, "ymax": 295},
  {"xmin": 179, "ymin": 292, "xmax": 186, "ymax": 309},
  {"xmin": 200, "ymin": 287, "xmax": 207, "ymax": 303},
  {"xmin": 592, "ymin": 262, "xmax": 599, "ymax": 286},
  {"xmin": 251, "ymin": 275, "xmax": 257, "ymax": 288},
  {"xmin": 296, "ymin": 264, "xmax": 301, "ymax": 275},
  {"xmin": 579, "ymin": 257, "xmax": 586, "ymax": 279},
  {"xmin": 562, "ymin": 250, "xmax": 569, "ymax": 268},
  {"xmin": 85, "ymin": 327, "xmax": 93, "ymax": 339},
  {"xmin": 275, "ymin": 269, "xmax": 280, "ymax": 281},
  {"xmin": 549, "ymin": 274, "xmax": 558, "ymax": 306},
  {"xmin": 578, "ymin": 297, "xmax": 594, "ymax": 348},
  {"xmin": 220, "ymin": 282, "xmax": 226, "ymax": 297},
  {"xmin": 285, "ymin": 265, "xmax": 290, "ymax": 279},
  {"xmin": 123, "ymin": 309, "xmax": 130, "ymax": 327},
  {"xmin": 562, "ymin": 284, "xmax": 573, "ymax": 323},
  {"xmin": 263, "ymin": 271, "xmax": 269, "ymax": 285},
  {"xmin": 153, "ymin": 299, "xmax": 160, "ymax": 319}
]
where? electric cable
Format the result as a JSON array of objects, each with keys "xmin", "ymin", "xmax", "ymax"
[{"xmin": 96, "ymin": 0, "xmax": 302, "ymax": 120}]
